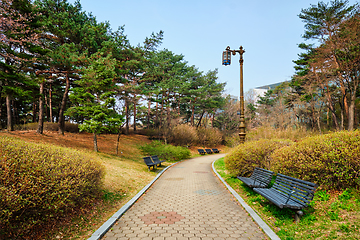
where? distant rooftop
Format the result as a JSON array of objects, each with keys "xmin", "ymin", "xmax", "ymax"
[{"xmin": 255, "ymin": 81, "xmax": 290, "ymax": 90}]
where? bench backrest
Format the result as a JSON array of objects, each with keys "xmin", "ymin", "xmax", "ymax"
[
  {"xmin": 250, "ymin": 167, "xmax": 274, "ymax": 186},
  {"xmin": 143, "ymin": 156, "xmax": 155, "ymax": 165},
  {"xmin": 197, "ymin": 149, "xmax": 205, "ymax": 153},
  {"xmin": 151, "ymin": 155, "xmax": 160, "ymax": 164},
  {"xmin": 273, "ymin": 173, "xmax": 318, "ymax": 208},
  {"xmin": 205, "ymin": 149, "xmax": 213, "ymax": 153}
]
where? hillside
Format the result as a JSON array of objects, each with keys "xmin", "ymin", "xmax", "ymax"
[{"xmin": 0, "ymin": 131, "xmax": 164, "ymax": 239}]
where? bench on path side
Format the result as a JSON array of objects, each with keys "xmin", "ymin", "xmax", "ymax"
[
  {"xmin": 211, "ymin": 148, "xmax": 221, "ymax": 153},
  {"xmin": 253, "ymin": 173, "xmax": 318, "ymax": 220},
  {"xmin": 237, "ymin": 167, "xmax": 274, "ymax": 188},
  {"xmin": 143, "ymin": 156, "xmax": 157, "ymax": 171},
  {"xmin": 151, "ymin": 155, "xmax": 166, "ymax": 167},
  {"xmin": 205, "ymin": 149, "xmax": 213, "ymax": 154},
  {"xmin": 197, "ymin": 149, "xmax": 206, "ymax": 155}
]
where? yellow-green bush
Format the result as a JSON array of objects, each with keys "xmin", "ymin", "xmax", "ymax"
[
  {"xmin": 169, "ymin": 124, "xmax": 198, "ymax": 146},
  {"xmin": 270, "ymin": 131, "xmax": 360, "ymax": 190},
  {"xmin": 0, "ymin": 136, "xmax": 104, "ymax": 236},
  {"xmin": 224, "ymin": 139, "xmax": 292, "ymax": 177}
]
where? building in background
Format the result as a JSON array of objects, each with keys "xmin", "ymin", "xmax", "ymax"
[{"xmin": 253, "ymin": 81, "xmax": 290, "ymax": 104}]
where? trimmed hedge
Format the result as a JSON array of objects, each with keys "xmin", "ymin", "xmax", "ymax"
[
  {"xmin": 224, "ymin": 139, "xmax": 292, "ymax": 177},
  {"xmin": 270, "ymin": 130, "xmax": 360, "ymax": 190},
  {"xmin": 0, "ymin": 136, "xmax": 104, "ymax": 236},
  {"xmin": 139, "ymin": 140, "xmax": 191, "ymax": 161}
]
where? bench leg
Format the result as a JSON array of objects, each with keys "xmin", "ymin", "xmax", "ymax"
[{"xmin": 295, "ymin": 210, "xmax": 303, "ymax": 223}]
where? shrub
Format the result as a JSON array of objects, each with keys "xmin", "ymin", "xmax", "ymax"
[
  {"xmin": 14, "ymin": 122, "xmax": 79, "ymax": 133},
  {"xmin": 139, "ymin": 140, "xmax": 191, "ymax": 161},
  {"xmin": 270, "ymin": 130, "xmax": 360, "ymax": 190},
  {"xmin": 246, "ymin": 125, "xmax": 314, "ymax": 142},
  {"xmin": 0, "ymin": 136, "xmax": 104, "ymax": 236},
  {"xmin": 196, "ymin": 127, "xmax": 223, "ymax": 147},
  {"xmin": 169, "ymin": 124, "xmax": 198, "ymax": 146},
  {"xmin": 224, "ymin": 139, "xmax": 292, "ymax": 177},
  {"xmin": 224, "ymin": 133, "xmax": 240, "ymax": 147}
]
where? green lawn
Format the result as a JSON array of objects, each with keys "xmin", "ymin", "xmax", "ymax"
[{"xmin": 214, "ymin": 157, "xmax": 360, "ymax": 240}]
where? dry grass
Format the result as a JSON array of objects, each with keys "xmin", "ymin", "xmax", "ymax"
[{"xmin": 0, "ymin": 130, "xmax": 166, "ymax": 239}]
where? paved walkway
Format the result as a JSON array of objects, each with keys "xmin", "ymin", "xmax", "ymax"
[{"xmin": 102, "ymin": 154, "xmax": 268, "ymax": 240}]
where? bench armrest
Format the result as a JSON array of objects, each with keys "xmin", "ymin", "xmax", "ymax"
[{"xmin": 285, "ymin": 190, "xmax": 295, "ymax": 204}]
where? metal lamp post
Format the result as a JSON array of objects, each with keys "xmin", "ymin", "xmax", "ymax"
[{"xmin": 222, "ymin": 46, "xmax": 246, "ymax": 144}]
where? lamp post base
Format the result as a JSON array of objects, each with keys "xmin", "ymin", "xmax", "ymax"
[{"xmin": 239, "ymin": 132, "xmax": 246, "ymax": 144}]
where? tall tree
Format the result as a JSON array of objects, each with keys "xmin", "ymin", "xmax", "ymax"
[
  {"xmin": 66, "ymin": 44, "xmax": 123, "ymax": 152},
  {"xmin": 298, "ymin": 0, "xmax": 357, "ymax": 130},
  {"xmin": 0, "ymin": 0, "xmax": 41, "ymax": 130},
  {"xmin": 35, "ymin": 0, "xmax": 111, "ymax": 134}
]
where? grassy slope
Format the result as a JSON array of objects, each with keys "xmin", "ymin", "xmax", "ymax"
[{"xmin": 0, "ymin": 131, "xmax": 166, "ymax": 239}]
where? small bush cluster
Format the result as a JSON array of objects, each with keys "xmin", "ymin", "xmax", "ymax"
[
  {"xmin": 139, "ymin": 140, "xmax": 191, "ymax": 161},
  {"xmin": 224, "ymin": 139, "xmax": 292, "ymax": 177},
  {"xmin": 14, "ymin": 122, "xmax": 79, "ymax": 133},
  {"xmin": 196, "ymin": 127, "xmax": 223, "ymax": 147},
  {"xmin": 270, "ymin": 130, "xmax": 360, "ymax": 190},
  {"xmin": 0, "ymin": 136, "xmax": 104, "ymax": 237},
  {"xmin": 168, "ymin": 124, "xmax": 197, "ymax": 146}
]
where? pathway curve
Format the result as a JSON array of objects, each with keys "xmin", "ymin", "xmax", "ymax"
[{"xmin": 102, "ymin": 154, "xmax": 268, "ymax": 240}]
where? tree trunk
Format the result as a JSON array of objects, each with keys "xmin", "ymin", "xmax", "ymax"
[
  {"xmin": 348, "ymin": 94, "xmax": 356, "ymax": 131},
  {"xmin": 125, "ymin": 98, "xmax": 129, "ymax": 135},
  {"xmin": 32, "ymin": 101, "xmax": 37, "ymax": 123},
  {"xmin": 317, "ymin": 113, "xmax": 322, "ymax": 134},
  {"xmin": 196, "ymin": 110, "xmax": 205, "ymax": 128},
  {"xmin": 191, "ymin": 104, "xmax": 195, "ymax": 127},
  {"xmin": 58, "ymin": 73, "xmax": 70, "ymax": 135},
  {"xmin": 49, "ymin": 82, "xmax": 53, "ymax": 123},
  {"xmin": 340, "ymin": 108, "xmax": 344, "ymax": 130},
  {"xmin": 133, "ymin": 96, "xmax": 137, "ymax": 132},
  {"xmin": 6, "ymin": 95, "xmax": 12, "ymax": 131},
  {"xmin": 147, "ymin": 97, "xmax": 151, "ymax": 127},
  {"xmin": 37, "ymin": 81, "xmax": 44, "ymax": 134},
  {"xmin": 93, "ymin": 132, "xmax": 98, "ymax": 152},
  {"xmin": 155, "ymin": 102, "xmax": 158, "ymax": 127},
  {"xmin": 211, "ymin": 112, "xmax": 215, "ymax": 128}
]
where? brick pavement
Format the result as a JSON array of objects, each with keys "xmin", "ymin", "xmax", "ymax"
[{"xmin": 102, "ymin": 154, "xmax": 268, "ymax": 240}]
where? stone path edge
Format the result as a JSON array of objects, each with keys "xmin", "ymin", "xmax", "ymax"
[
  {"xmin": 211, "ymin": 159, "xmax": 281, "ymax": 240},
  {"xmin": 88, "ymin": 162, "xmax": 179, "ymax": 240}
]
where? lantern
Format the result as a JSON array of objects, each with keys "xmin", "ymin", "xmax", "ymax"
[{"xmin": 222, "ymin": 50, "xmax": 231, "ymax": 65}]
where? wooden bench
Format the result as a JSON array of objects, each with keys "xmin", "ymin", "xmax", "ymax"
[
  {"xmin": 253, "ymin": 173, "xmax": 318, "ymax": 220},
  {"xmin": 211, "ymin": 148, "xmax": 221, "ymax": 153},
  {"xmin": 237, "ymin": 167, "xmax": 274, "ymax": 188},
  {"xmin": 197, "ymin": 149, "xmax": 206, "ymax": 155},
  {"xmin": 151, "ymin": 155, "xmax": 166, "ymax": 167},
  {"xmin": 143, "ymin": 156, "xmax": 157, "ymax": 170},
  {"xmin": 205, "ymin": 149, "xmax": 213, "ymax": 154}
]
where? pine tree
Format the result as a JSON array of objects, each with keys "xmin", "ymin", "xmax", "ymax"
[{"xmin": 66, "ymin": 44, "xmax": 123, "ymax": 152}]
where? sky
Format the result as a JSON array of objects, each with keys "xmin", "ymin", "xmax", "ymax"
[{"xmin": 70, "ymin": 0, "xmax": 358, "ymax": 98}]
